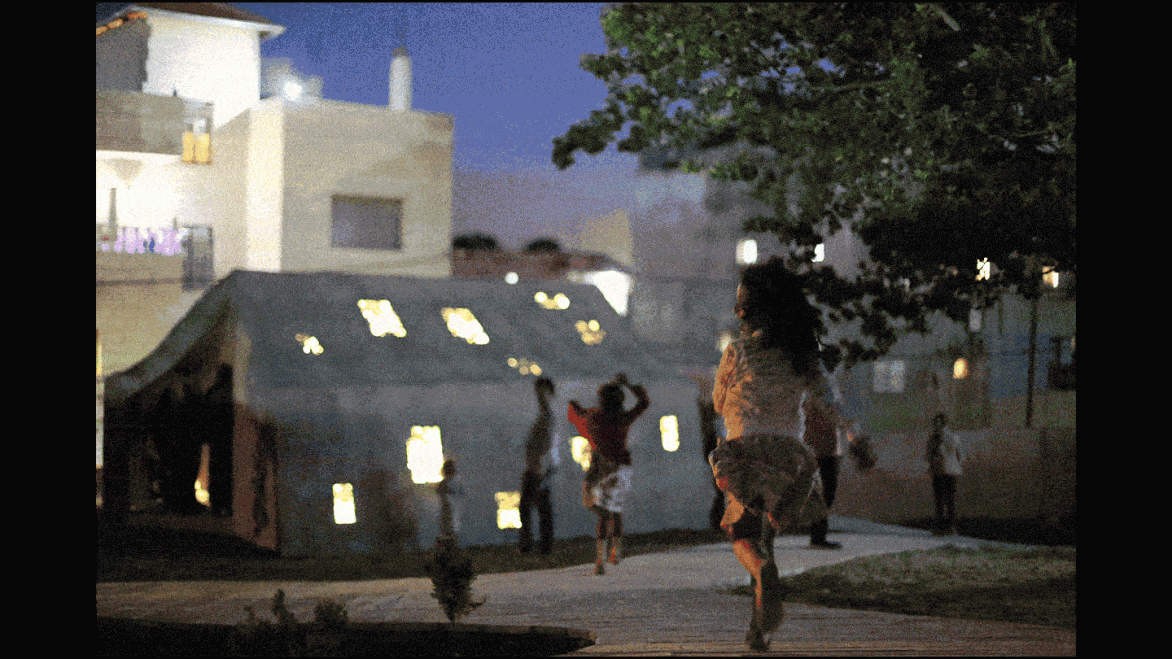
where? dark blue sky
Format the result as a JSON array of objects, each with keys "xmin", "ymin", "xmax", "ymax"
[{"xmin": 233, "ymin": 2, "xmax": 643, "ymax": 248}]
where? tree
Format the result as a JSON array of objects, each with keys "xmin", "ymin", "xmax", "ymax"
[
  {"xmin": 452, "ymin": 233, "xmax": 500, "ymax": 251},
  {"xmin": 525, "ymin": 237, "xmax": 562, "ymax": 252},
  {"xmin": 553, "ymin": 3, "xmax": 1075, "ymax": 367}
]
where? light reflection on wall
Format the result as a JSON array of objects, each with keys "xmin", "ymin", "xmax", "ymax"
[
  {"xmin": 357, "ymin": 299, "xmax": 406, "ymax": 337},
  {"xmin": 660, "ymin": 415, "xmax": 680, "ymax": 452},
  {"xmin": 441, "ymin": 308, "xmax": 490, "ymax": 344},
  {"xmin": 575, "ymin": 319, "xmax": 606, "ymax": 345},
  {"xmin": 295, "ymin": 333, "xmax": 324, "ymax": 354},
  {"xmin": 507, "ymin": 357, "xmax": 543, "ymax": 376},
  {"xmin": 407, "ymin": 425, "xmax": 445, "ymax": 484},
  {"xmin": 495, "ymin": 491, "xmax": 522, "ymax": 530},
  {"xmin": 332, "ymin": 483, "xmax": 357, "ymax": 524},
  {"xmin": 570, "ymin": 436, "xmax": 591, "ymax": 471}
]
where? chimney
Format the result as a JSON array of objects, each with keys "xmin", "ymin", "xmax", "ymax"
[{"xmin": 390, "ymin": 46, "xmax": 412, "ymax": 111}]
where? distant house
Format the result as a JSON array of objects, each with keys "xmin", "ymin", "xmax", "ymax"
[{"xmin": 103, "ymin": 271, "xmax": 712, "ymax": 555}]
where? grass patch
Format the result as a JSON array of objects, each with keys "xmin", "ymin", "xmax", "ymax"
[{"xmin": 731, "ymin": 544, "xmax": 1076, "ymax": 629}]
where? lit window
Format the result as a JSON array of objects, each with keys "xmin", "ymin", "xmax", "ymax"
[
  {"xmin": 1043, "ymin": 266, "xmax": 1060, "ymax": 288},
  {"xmin": 295, "ymin": 334, "xmax": 324, "ymax": 355},
  {"xmin": 570, "ymin": 436, "xmax": 592, "ymax": 471},
  {"xmin": 358, "ymin": 299, "xmax": 406, "ymax": 337},
  {"xmin": 575, "ymin": 319, "xmax": 606, "ymax": 345},
  {"xmin": 442, "ymin": 308, "xmax": 490, "ymax": 344},
  {"xmin": 813, "ymin": 243, "xmax": 826, "ymax": 262},
  {"xmin": 332, "ymin": 483, "xmax": 357, "ymax": 524},
  {"xmin": 660, "ymin": 415, "xmax": 680, "ymax": 452},
  {"xmin": 872, "ymin": 360, "xmax": 906, "ymax": 393},
  {"xmin": 507, "ymin": 357, "xmax": 543, "ymax": 376},
  {"xmin": 505, "ymin": 272, "xmax": 519, "ymax": 284},
  {"xmin": 495, "ymin": 491, "xmax": 522, "ymax": 530},
  {"xmin": 406, "ymin": 426, "xmax": 445, "ymax": 484},
  {"xmin": 736, "ymin": 238, "xmax": 758, "ymax": 265},
  {"xmin": 953, "ymin": 358, "xmax": 969, "ymax": 379},
  {"xmin": 976, "ymin": 258, "xmax": 991, "ymax": 281},
  {"xmin": 534, "ymin": 292, "xmax": 570, "ymax": 309}
]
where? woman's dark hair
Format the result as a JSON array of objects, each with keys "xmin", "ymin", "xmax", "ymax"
[
  {"xmin": 739, "ymin": 256, "xmax": 822, "ymax": 378},
  {"xmin": 598, "ymin": 383, "xmax": 625, "ymax": 414}
]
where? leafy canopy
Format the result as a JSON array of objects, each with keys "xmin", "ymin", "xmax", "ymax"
[{"xmin": 553, "ymin": 3, "xmax": 1075, "ymax": 366}]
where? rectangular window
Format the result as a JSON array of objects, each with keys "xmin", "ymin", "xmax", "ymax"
[
  {"xmin": 495, "ymin": 491, "xmax": 521, "ymax": 530},
  {"xmin": 659, "ymin": 415, "xmax": 680, "ymax": 452},
  {"xmin": 736, "ymin": 238, "xmax": 758, "ymax": 265},
  {"xmin": 332, "ymin": 483, "xmax": 356, "ymax": 524},
  {"xmin": 331, "ymin": 195, "xmax": 402, "ymax": 251},
  {"xmin": 872, "ymin": 359, "xmax": 906, "ymax": 393},
  {"xmin": 406, "ymin": 425, "xmax": 444, "ymax": 484}
]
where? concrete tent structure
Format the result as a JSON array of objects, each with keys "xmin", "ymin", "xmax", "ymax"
[{"xmin": 103, "ymin": 270, "xmax": 716, "ymax": 556}]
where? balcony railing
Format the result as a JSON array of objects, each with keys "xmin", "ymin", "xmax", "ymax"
[{"xmin": 96, "ymin": 224, "xmax": 214, "ymax": 289}]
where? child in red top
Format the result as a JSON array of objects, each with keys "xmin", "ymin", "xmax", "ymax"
[{"xmin": 568, "ymin": 373, "xmax": 649, "ymax": 574}]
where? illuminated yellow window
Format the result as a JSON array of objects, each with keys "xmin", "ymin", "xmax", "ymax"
[
  {"xmin": 332, "ymin": 483, "xmax": 357, "ymax": 524},
  {"xmin": 976, "ymin": 258, "xmax": 991, "ymax": 281},
  {"xmin": 570, "ymin": 436, "xmax": 592, "ymax": 471},
  {"xmin": 441, "ymin": 308, "xmax": 490, "ymax": 344},
  {"xmin": 953, "ymin": 358, "xmax": 969, "ymax": 380},
  {"xmin": 358, "ymin": 299, "xmax": 407, "ymax": 337},
  {"xmin": 507, "ymin": 357, "xmax": 543, "ymax": 376},
  {"xmin": 660, "ymin": 415, "xmax": 680, "ymax": 452},
  {"xmin": 182, "ymin": 132, "xmax": 212, "ymax": 165},
  {"xmin": 1043, "ymin": 266, "xmax": 1060, "ymax": 288},
  {"xmin": 534, "ymin": 292, "xmax": 570, "ymax": 309},
  {"xmin": 295, "ymin": 333, "xmax": 324, "ymax": 355},
  {"xmin": 495, "ymin": 491, "xmax": 522, "ymax": 530},
  {"xmin": 575, "ymin": 319, "xmax": 606, "ymax": 345},
  {"xmin": 407, "ymin": 425, "xmax": 445, "ymax": 484}
]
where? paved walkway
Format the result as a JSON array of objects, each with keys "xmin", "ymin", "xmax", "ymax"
[{"xmin": 96, "ymin": 516, "xmax": 1075, "ymax": 656}]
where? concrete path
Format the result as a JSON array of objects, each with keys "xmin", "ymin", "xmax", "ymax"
[{"xmin": 96, "ymin": 517, "xmax": 1075, "ymax": 655}]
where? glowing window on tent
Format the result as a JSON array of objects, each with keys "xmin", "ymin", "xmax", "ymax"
[
  {"xmin": 660, "ymin": 415, "xmax": 680, "ymax": 452},
  {"xmin": 736, "ymin": 238, "xmax": 757, "ymax": 265},
  {"xmin": 358, "ymin": 299, "xmax": 406, "ymax": 337},
  {"xmin": 441, "ymin": 308, "xmax": 490, "ymax": 345},
  {"xmin": 575, "ymin": 319, "xmax": 606, "ymax": 345},
  {"xmin": 507, "ymin": 357, "xmax": 543, "ymax": 376},
  {"xmin": 534, "ymin": 291, "xmax": 570, "ymax": 309},
  {"xmin": 407, "ymin": 426, "xmax": 445, "ymax": 484},
  {"xmin": 570, "ymin": 436, "xmax": 592, "ymax": 471},
  {"xmin": 976, "ymin": 258, "xmax": 991, "ymax": 281},
  {"xmin": 295, "ymin": 334, "xmax": 324, "ymax": 355},
  {"xmin": 495, "ymin": 491, "xmax": 522, "ymax": 530},
  {"xmin": 332, "ymin": 483, "xmax": 357, "ymax": 524},
  {"xmin": 953, "ymin": 358, "xmax": 970, "ymax": 380}
]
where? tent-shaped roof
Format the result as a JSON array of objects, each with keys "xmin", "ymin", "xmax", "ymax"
[{"xmin": 106, "ymin": 270, "xmax": 689, "ymax": 407}]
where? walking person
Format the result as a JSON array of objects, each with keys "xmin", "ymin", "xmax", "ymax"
[
  {"xmin": 569, "ymin": 373, "xmax": 650, "ymax": 575},
  {"xmin": 709, "ymin": 256, "xmax": 836, "ymax": 651},
  {"xmin": 926, "ymin": 412, "xmax": 963, "ymax": 535},
  {"xmin": 519, "ymin": 376, "xmax": 557, "ymax": 554}
]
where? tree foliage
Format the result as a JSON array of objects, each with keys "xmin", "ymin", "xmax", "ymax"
[
  {"xmin": 525, "ymin": 237, "xmax": 562, "ymax": 252},
  {"xmin": 553, "ymin": 3, "xmax": 1075, "ymax": 366},
  {"xmin": 452, "ymin": 233, "xmax": 500, "ymax": 251}
]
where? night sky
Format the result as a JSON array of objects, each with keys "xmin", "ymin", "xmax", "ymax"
[{"xmin": 231, "ymin": 2, "xmax": 645, "ymax": 249}]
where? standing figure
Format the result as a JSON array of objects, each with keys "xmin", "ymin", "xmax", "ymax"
[
  {"xmin": 709, "ymin": 257, "xmax": 834, "ymax": 651},
  {"xmin": 926, "ymin": 412, "xmax": 964, "ymax": 535},
  {"xmin": 569, "ymin": 373, "xmax": 650, "ymax": 575},
  {"xmin": 437, "ymin": 459, "xmax": 463, "ymax": 541},
  {"xmin": 801, "ymin": 372, "xmax": 860, "ymax": 550},
  {"xmin": 519, "ymin": 376, "xmax": 557, "ymax": 554}
]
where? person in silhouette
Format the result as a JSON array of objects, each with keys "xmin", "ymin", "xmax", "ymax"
[
  {"xmin": 519, "ymin": 377, "xmax": 557, "ymax": 554},
  {"xmin": 569, "ymin": 373, "xmax": 649, "ymax": 575}
]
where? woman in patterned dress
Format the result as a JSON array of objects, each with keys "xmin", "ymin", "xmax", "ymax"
[{"xmin": 710, "ymin": 257, "xmax": 842, "ymax": 651}]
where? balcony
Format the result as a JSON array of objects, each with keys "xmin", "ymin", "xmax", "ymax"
[{"xmin": 97, "ymin": 90, "xmax": 214, "ymax": 163}]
